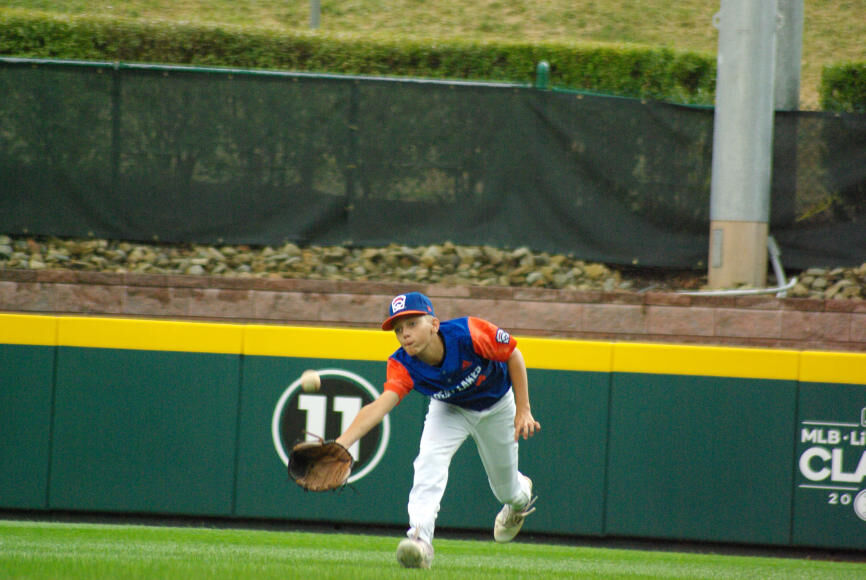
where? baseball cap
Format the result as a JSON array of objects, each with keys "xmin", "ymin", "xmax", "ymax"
[{"xmin": 381, "ymin": 292, "xmax": 436, "ymax": 330}]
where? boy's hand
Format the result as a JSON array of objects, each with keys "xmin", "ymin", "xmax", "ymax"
[{"xmin": 514, "ymin": 409, "xmax": 541, "ymax": 441}]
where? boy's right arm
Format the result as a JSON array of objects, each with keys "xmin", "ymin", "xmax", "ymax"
[{"xmin": 336, "ymin": 390, "xmax": 400, "ymax": 448}]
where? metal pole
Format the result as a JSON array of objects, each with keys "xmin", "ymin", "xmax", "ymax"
[
  {"xmin": 111, "ymin": 62, "xmax": 122, "ymax": 198},
  {"xmin": 310, "ymin": 0, "xmax": 320, "ymax": 29},
  {"xmin": 707, "ymin": 0, "xmax": 778, "ymax": 288},
  {"xmin": 771, "ymin": 0, "xmax": 804, "ymax": 229},
  {"xmin": 535, "ymin": 61, "xmax": 550, "ymax": 89},
  {"xmin": 774, "ymin": 0, "xmax": 803, "ymax": 110}
]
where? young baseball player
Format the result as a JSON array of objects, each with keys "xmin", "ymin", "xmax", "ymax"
[{"xmin": 335, "ymin": 292, "xmax": 541, "ymax": 569}]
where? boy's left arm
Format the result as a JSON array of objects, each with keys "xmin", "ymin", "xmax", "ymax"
[{"xmin": 508, "ymin": 347, "xmax": 541, "ymax": 441}]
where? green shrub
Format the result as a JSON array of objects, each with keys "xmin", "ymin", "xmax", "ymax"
[
  {"xmin": 820, "ymin": 63, "xmax": 866, "ymax": 112},
  {"xmin": 0, "ymin": 9, "xmax": 717, "ymax": 105}
]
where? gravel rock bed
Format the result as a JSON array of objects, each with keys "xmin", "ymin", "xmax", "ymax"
[{"xmin": 0, "ymin": 235, "xmax": 863, "ymax": 300}]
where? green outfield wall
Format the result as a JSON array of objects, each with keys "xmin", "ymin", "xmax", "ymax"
[{"xmin": 1, "ymin": 313, "xmax": 865, "ymax": 550}]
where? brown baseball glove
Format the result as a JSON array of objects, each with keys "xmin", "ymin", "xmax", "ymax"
[{"xmin": 288, "ymin": 436, "xmax": 354, "ymax": 492}]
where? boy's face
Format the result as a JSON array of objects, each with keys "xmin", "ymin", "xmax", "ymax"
[{"xmin": 391, "ymin": 314, "xmax": 440, "ymax": 359}]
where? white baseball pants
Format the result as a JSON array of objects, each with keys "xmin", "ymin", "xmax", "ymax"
[{"xmin": 406, "ymin": 389, "xmax": 531, "ymax": 544}]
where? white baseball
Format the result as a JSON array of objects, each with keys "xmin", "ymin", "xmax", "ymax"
[{"xmin": 300, "ymin": 369, "xmax": 321, "ymax": 393}]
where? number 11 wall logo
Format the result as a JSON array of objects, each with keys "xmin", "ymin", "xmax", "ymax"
[{"xmin": 272, "ymin": 369, "xmax": 391, "ymax": 484}]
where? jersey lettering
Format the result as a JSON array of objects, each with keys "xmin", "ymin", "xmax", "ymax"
[{"xmin": 432, "ymin": 365, "xmax": 482, "ymax": 400}]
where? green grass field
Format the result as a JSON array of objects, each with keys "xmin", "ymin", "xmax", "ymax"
[
  {"xmin": 1, "ymin": 519, "xmax": 865, "ymax": 579},
  {"xmin": 1, "ymin": 0, "xmax": 864, "ymax": 109}
]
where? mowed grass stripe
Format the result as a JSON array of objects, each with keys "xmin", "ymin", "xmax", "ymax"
[
  {"xmin": 0, "ymin": 523, "xmax": 391, "ymax": 580},
  {"xmin": 1, "ymin": 521, "xmax": 865, "ymax": 579}
]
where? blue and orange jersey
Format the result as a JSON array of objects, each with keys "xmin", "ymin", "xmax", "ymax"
[{"xmin": 384, "ymin": 316, "xmax": 516, "ymax": 411}]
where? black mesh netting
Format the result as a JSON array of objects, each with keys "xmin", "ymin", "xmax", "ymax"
[{"xmin": 1, "ymin": 59, "xmax": 864, "ymax": 268}]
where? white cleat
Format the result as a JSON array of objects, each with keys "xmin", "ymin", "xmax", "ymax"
[
  {"xmin": 396, "ymin": 537, "xmax": 434, "ymax": 569},
  {"xmin": 494, "ymin": 475, "xmax": 537, "ymax": 543}
]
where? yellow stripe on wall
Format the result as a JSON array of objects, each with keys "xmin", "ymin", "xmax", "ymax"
[
  {"xmin": 0, "ymin": 314, "xmax": 57, "ymax": 346},
  {"xmin": 519, "ymin": 337, "xmax": 612, "ymax": 372},
  {"xmin": 57, "ymin": 316, "xmax": 244, "ymax": 354},
  {"xmin": 245, "ymin": 326, "xmax": 614, "ymax": 369},
  {"xmin": 800, "ymin": 351, "xmax": 866, "ymax": 386},
  {"xmin": 244, "ymin": 324, "xmax": 396, "ymax": 360},
  {"xmin": 613, "ymin": 342, "xmax": 801, "ymax": 381},
  {"xmin": 1, "ymin": 314, "xmax": 863, "ymax": 384}
]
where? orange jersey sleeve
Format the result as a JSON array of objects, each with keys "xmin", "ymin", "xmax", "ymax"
[
  {"xmin": 383, "ymin": 357, "xmax": 414, "ymax": 403},
  {"xmin": 467, "ymin": 316, "xmax": 516, "ymax": 362}
]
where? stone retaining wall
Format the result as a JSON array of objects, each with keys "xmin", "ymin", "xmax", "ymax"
[{"xmin": 1, "ymin": 269, "xmax": 864, "ymax": 352}]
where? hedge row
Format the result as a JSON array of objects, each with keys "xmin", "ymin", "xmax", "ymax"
[
  {"xmin": 2, "ymin": 9, "xmax": 864, "ymax": 111},
  {"xmin": 0, "ymin": 9, "xmax": 717, "ymax": 105}
]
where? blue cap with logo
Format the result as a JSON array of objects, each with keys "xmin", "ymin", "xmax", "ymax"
[{"xmin": 381, "ymin": 292, "xmax": 436, "ymax": 330}]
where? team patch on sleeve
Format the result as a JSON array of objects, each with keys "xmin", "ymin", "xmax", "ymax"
[{"xmin": 467, "ymin": 316, "xmax": 516, "ymax": 361}]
